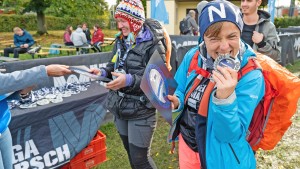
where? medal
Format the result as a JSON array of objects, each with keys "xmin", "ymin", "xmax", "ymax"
[{"xmin": 214, "ymin": 54, "xmax": 240, "ymax": 71}]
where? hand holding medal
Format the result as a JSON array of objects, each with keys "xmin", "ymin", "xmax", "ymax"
[{"xmin": 212, "ymin": 54, "xmax": 240, "ymax": 99}]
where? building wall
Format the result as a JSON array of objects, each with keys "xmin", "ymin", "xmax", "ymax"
[
  {"xmin": 176, "ymin": 2, "xmax": 199, "ymax": 35},
  {"xmin": 147, "ymin": 0, "xmax": 177, "ymax": 35},
  {"xmin": 281, "ymin": 8, "xmax": 299, "ymax": 16},
  {"xmin": 147, "ymin": 0, "xmax": 241, "ymax": 35}
]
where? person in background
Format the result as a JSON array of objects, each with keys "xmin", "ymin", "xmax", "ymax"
[
  {"xmin": 4, "ymin": 27, "xmax": 35, "ymax": 58},
  {"xmin": 91, "ymin": 24, "xmax": 104, "ymax": 53},
  {"xmin": 63, "ymin": 25, "xmax": 74, "ymax": 46},
  {"xmin": 89, "ymin": 0, "xmax": 169, "ymax": 168},
  {"xmin": 185, "ymin": 10, "xmax": 199, "ymax": 36},
  {"xmin": 168, "ymin": 1, "xmax": 265, "ymax": 168},
  {"xmin": 70, "ymin": 25, "xmax": 89, "ymax": 54},
  {"xmin": 241, "ymin": 0, "xmax": 280, "ymax": 61},
  {"xmin": 82, "ymin": 23, "xmax": 91, "ymax": 44},
  {"xmin": 0, "ymin": 64, "xmax": 71, "ymax": 169}
]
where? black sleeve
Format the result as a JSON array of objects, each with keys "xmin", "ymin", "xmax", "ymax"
[
  {"xmin": 127, "ymin": 41, "xmax": 166, "ymax": 93},
  {"xmin": 102, "ymin": 44, "xmax": 117, "ymax": 79}
]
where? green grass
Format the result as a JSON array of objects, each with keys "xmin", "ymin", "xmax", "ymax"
[
  {"xmin": 96, "ymin": 114, "xmax": 179, "ymax": 169},
  {"xmin": 285, "ymin": 60, "xmax": 300, "ymax": 73},
  {"xmin": 0, "ymin": 29, "xmax": 118, "ymax": 60}
]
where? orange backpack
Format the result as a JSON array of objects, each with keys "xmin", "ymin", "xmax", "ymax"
[
  {"xmin": 187, "ymin": 51, "xmax": 300, "ymax": 150},
  {"xmin": 250, "ymin": 53, "xmax": 300, "ymax": 150}
]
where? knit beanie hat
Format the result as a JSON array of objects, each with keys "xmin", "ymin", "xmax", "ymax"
[
  {"xmin": 115, "ymin": 0, "xmax": 145, "ymax": 34},
  {"xmin": 199, "ymin": 0, "xmax": 243, "ymax": 40}
]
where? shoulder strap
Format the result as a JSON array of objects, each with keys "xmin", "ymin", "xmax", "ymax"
[
  {"xmin": 258, "ymin": 23, "xmax": 264, "ymax": 34},
  {"xmin": 238, "ymin": 59, "xmax": 260, "ymax": 80},
  {"xmin": 188, "ymin": 50, "xmax": 200, "ymax": 73}
]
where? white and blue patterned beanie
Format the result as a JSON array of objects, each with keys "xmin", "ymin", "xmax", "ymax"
[{"xmin": 199, "ymin": 0, "xmax": 243, "ymax": 39}]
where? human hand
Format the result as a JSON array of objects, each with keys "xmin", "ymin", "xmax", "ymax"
[
  {"xmin": 89, "ymin": 68, "xmax": 101, "ymax": 75},
  {"xmin": 20, "ymin": 86, "xmax": 34, "ymax": 96},
  {"xmin": 23, "ymin": 44, "xmax": 29, "ymax": 48},
  {"xmin": 46, "ymin": 64, "xmax": 72, "ymax": 77},
  {"xmin": 212, "ymin": 66, "xmax": 237, "ymax": 99},
  {"xmin": 252, "ymin": 31, "xmax": 264, "ymax": 44},
  {"xmin": 166, "ymin": 63, "xmax": 172, "ymax": 71},
  {"xmin": 106, "ymin": 72, "xmax": 126, "ymax": 90},
  {"xmin": 167, "ymin": 95, "xmax": 179, "ymax": 110}
]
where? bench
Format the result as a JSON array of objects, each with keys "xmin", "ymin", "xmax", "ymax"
[
  {"xmin": 42, "ymin": 47, "xmax": 76, "ymax": 55},
  {"xmin": 102, "ymin": 38, "xmax": 115, "ymax": 47},
  {"xmin": 35, "ymin": 52, "xmax": 49, "ymax": 58},
  {"xmin": 0, "ymin": 40, "xmax": 14, "ymax": 47},
  {"xmin": 0, "ymin": 39, "xmax": 42, "ymax": 47},
  {"xmin": 0, "ymin": 56, "xmax": 19, "ymax": 62}
]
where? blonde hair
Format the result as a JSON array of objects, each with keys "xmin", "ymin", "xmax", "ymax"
[{"xmin": 13, "ymin": 27, "xmax": 22, "ymax": 33}]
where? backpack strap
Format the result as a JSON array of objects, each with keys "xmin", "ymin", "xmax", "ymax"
[
  {"xmin": 188, "ymin": 50, "xmax": 200, "ymax": 74},
  {"xmin": 185, "ymin": 62, "xmax": 216, "ymax": 117},
  {"xmin": 238, "ymin": 58, "xmax": 260, "ymax": 80}
]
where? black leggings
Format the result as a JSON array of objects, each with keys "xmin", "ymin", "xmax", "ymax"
[{"xmin": 115, "ymin": 115, "xmax": 157, "ymax": 169}]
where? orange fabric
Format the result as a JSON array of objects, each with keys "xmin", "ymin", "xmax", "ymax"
[
  {"xmin": 163, "ymin": 27, "xmax": 172, "ymax": 71},
  {"xmin": 178, "ymin": 134, "xmax": 201, "ymax": 169},
  {"xmin": 251, "ymin": 53, "xmax": 300, "ymax": 150},
  {"xmin": 198, "ymin": 81, "xmax": 215, "ymax": 117},
  {"xmin": 184, "ymin": 77, "xmax": 202, "ymax": 104}
]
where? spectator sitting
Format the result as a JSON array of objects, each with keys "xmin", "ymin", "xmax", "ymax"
[
  {"xmin": 4, "ymin": 27, "xmax": 35, "ymax": 58},
  {"xmin": 63, "ymin": 25, "xmax": 74, "ymax": 46},
  {"xmin": 91, "ymin": 24, "xmax": 104, "ymax": 52},
  {"xmin": 82, "ymin": 23, "xmax": 91, "ymax": 44},
  {"xmin": 70, "ymin": 25, "xmax": 89, "ymax": 54}
]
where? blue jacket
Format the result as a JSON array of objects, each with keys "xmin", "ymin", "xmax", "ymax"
[
  {"xmin": 0, "ymin": 66, "xmax": 49, "ymax": 134},
  {"xmin": 173, "ymin": 42, "xmax": 265, "ymax": 169},
  {"xmin": 0, "ymin": 95, "xmax": 11, "ymax": 134},
  {"xmin": 14, "ymin": 29, "xmax": 35, "ymax": 48}
]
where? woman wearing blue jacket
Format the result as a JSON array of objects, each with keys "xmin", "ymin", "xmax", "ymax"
[{"xmin": 168, "ymin": 1, "xmax": 265, "ymax": 168}]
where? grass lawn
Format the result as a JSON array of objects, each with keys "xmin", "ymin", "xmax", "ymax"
[
  {"xmin": 0, "ymin": 29, "xmax": 119, "ymax": 60},
  {"xmin": 94, "ymin": 62, "xmax": 300, "ymax": 169},
  {"xmin": 97, "ymin": 114, "xmax": 179, "ymax": 169}
]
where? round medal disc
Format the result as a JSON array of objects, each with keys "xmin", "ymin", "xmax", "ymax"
[
  {"xmin": 37, "ymin": 99, "xmax": 50, "ymax": 106},
  {"xmin": 213, "ymin": 54, "xmax": 240, "ymax": 71}
]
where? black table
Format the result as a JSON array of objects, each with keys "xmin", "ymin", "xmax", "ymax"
[{"xmin": 9, "ymin": 82, "xmax": 109, "ymax": 169}]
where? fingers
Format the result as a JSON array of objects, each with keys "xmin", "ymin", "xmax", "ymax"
[
  {"xmin": 167, "ymin": 95, "xmax": 179, "ymax": 110},
  {"xmin": 60, "ymin": 65, "xmax": 69, "ymax": 69},
  {"xmin": 111, "ymin": 72, "xmax": 122, "ymax": 77},
  {"xmin": 106, "ymin": 73, "xmax": 126, "ymax": 90},
  {"xmin": 214, "ymin": 66, "xmax": 237, "ymax": 80},
  {"xmin": 89, "ymin": 68, "xmax": 101, "ymax": 75}
]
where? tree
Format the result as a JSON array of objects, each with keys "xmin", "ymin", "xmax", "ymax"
[
  {"xmin": 23, "ymin": 0, "xmax": 51, "ymax": 35},
  {"xmin": 46, "ymin": 0, "xmax": 108, "ymax": 19},
  {"xmin": 2, "ymin": 0, "xmax": 108, "ymax": 35}
]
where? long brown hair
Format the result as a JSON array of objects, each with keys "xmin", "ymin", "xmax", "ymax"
[{"xmin": 65, "ymin": 25, "xmax": 72, "ymax": 35}]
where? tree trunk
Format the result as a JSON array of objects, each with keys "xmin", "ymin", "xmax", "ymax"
[{"xmin": 36, "ymin": 11, "xmax": 48, "ymax": 35}]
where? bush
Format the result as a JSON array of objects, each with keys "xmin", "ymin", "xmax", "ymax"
[
  {"xmin": 0, "ymin": 14, "xmax": 109, "ymax": 32},
  {"xmin": 275, "ymin": 16, "xmax": 300, "ymax": 28}
]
